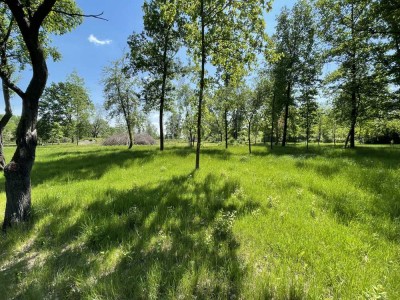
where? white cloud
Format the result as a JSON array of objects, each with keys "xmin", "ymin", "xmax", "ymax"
[{"xmin": 88, "ymin": 34, "xmax": 112, "ymax": 46}]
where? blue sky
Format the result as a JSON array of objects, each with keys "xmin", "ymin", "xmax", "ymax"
[{"xmin": 3, "ymin": 0, "xmax": 296, "ymax": 116}]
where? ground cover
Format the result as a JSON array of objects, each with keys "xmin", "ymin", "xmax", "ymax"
[{"xmin": 0, "ymin": 143, "xmax": 399, "ymax": 299}]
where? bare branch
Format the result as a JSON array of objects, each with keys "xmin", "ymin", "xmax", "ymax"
[{"xmin": 52, "ymin": 10, "xmax": 108, "ymax": 21}]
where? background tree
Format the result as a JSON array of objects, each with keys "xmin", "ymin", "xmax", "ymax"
[
  {"xmin": 180, "ymin": 0, "xmax": 271, "ymax": 169},
  {"xmin": 38, "ymin": 72, "xmax": 93, "ymax": 144},
  {"xmin": 102, "ymin": 57, "xmax": 142, "ymax": 149},
  {"xmin": 128, "ymin": 0, "xmax": 182, "ymax": 151},
  {"xmin": 317, "ymin": 0, "xmax": 382, "ymax": 148},
  {"xmin": 272, "ymin": 0, "xmax": 318, "ymax": 147}
]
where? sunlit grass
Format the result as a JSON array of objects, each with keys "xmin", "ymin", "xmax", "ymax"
[{"xmin": 0, "ymin": 142, "xmax": 399, "ymax": 299}]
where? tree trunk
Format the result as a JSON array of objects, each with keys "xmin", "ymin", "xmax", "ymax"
[
  {"xmin": 282, "ymin": 82, "xmax": 291, "ymax": 147},
  {"xmin": 224, "ymin": 108, "xmax": 228, "ymax": 149},
  {"xmin": 195, "ymin": 0, "xmax": 205, "ymax": 170},
  {"xmin": 127, "ymin": 123, "xmax": 134, "ymax": 150},
  {"xmin": 270, "ymin": 93, "xmax": 275, "ymax": 150},
  {"xmin": 160, "ymin": 32, "xmax": 170, "ymax": 152},
  {"xmin": 349, "ymin": 91, "xmax": 357, "ymax": 148},
  {"xmin": 248, "ymin": 121, "xmax": 252, "ymax": 154},
  {"xmin": 3, "ymin": 96, "xmax": 39, "ymax": 230}
]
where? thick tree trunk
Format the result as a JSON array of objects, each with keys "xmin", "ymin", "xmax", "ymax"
[
  {"xmin": 3, "ymin": 100, "xmax": 39, "ymax": 230},
  {"xmin": 2, "ymin": 0, "xmax": 56, "ymax": 231},
  {"xmin": 195, "ymin": 0, "xmax": 205, "ymax": 170},
  {"xmin": 282, "ymin": 82, "xmax": 291, "ymax": 147}
]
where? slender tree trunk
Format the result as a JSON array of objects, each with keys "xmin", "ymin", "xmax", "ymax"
[
  {"xmin": 127, "ymin": 122, "xmax": 133, "ymax": 150},
  {"xmin": 248, "ymin": 120, "xmax": 252, "ymax": 154},
  {"xmin": 195, "ymin": 0, "xmax": 205, "ymax": 170},
  {"xmin": 282, "ymin": 82, "xmax": 291, "ymax": 147},
  {"xmin": 224, "ymin": 108, "xmax": 228, "ymax": 149},
  {"xmin": 348, "ymin": 3, "xmax": 357, "ymax": 149},
  {"xmin": 333, "ymin": 120, "xmax": 336, "ymax": 147},
  {"xmin": 0, "ymin": 80, "xmax": 12, "ymax": 170},
  {"xmin": 348, "ymin": 90, "xmax": 357, "ymax": 148},
  {"xmin": 270, "ymin": 93, "xmax": 275, "ymax": 150},
  {"xmin": 160, "ymin": 32, "xmax": 170, "ymax": 152},
  {"xmin": 306, "ymin": 95, "xmax": 310, "ymax": 151}
]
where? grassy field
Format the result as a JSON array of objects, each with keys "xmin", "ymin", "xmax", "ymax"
[{"xmin": 0, "ymin": 143, "xmax": 399, "ymax": 299}]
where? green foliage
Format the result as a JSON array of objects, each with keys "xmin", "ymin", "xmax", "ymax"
[
  {"xmin": 127, "ymin": 0, "xmax": 183, "ymax": 114},
  {"xmin": 38, "ymin": 71, "xmax": 94, "ymax": 143}
]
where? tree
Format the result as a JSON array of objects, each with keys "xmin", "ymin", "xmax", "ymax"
[
  {"xmin": 180, "ymin": 0, "xmax": 271, "ymax": 169},
  {"xmin": 91, "ymin": 117, "xmax": 109, "ymax": 138},
  {"xmin": 128, "ymin": 0, "xmax": 182, "ymax": 151},
  {"xmin": 166, "ymin": 110, "xmax": 181, "ymax": 139},
  {"xmin": 38, "ymin": 72, "xmax": 93, "ymax": 144},
  {"xmin": 0, "ymin": 0, "xmax": 85, "ymax": 230},
  {"xmin": 317, "ymin": 0, "xmax": 381, "ymax": 148},
  {"xmin": 177, "ymin": 82, "xmax": 197, "ymax": 146},
  {"xmin": 241, "ymin": 85, "xmax": 264, "ymax": 154},
  {"xmin": 272, "ymin": 0, "xmax": 318, "ymax": 147},
  {"xmin": 102, "ymin": 57, "xmax": 143, "ymax": 149}
]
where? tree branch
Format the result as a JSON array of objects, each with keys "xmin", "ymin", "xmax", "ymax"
[
  {"xmin": 51, "ymin": 10, "xmax": 108, "ymax": 21},
  {"xmin": 0, "ymin": 70, "xmax": 25, "ymax": 98},
  {"xmin": 31, "ymin": 0, "xmax": 57, "ymax": 32}
]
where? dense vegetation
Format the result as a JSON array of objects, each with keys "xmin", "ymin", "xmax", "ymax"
[{"xmin": 0, "ymin": 143, "xmax": 399, "ymax": 298}]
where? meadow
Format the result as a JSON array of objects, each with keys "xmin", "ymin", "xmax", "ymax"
[{"xmin": 0, "ymin": 143, "xmax": 399, "ymax": 299}]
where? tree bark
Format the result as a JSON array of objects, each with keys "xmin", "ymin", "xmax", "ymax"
[{"xmin": 282, "ymin": 82, "xmax": 291, "ymax": 147}]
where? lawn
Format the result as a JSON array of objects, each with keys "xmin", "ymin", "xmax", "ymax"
[{"xmin": 0, "ymin": 143, "xmax": 399, "ymax": 299}]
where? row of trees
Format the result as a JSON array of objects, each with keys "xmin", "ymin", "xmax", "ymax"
[{"xmin": 120, "ymin": 0, "xmax": 399, "ymax": 155}]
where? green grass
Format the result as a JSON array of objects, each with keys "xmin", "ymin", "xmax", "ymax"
[{"xmin": 0, "ymin": 143, "xmax": 399, "ymax": 299}]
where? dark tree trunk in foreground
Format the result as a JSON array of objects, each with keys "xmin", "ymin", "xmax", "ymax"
[
  {"xmin": 2, "ymin": 0, "xmax": 56, "ymax": 230},
  {"xmin": 282, "ymin": 82, "xmax": 291, "ymax": 147},
  {"xmin": 0, "ymin": 80, "xmax": 12, "ymax": 170},
  {"xmin": 195, "ymin": 0, "xmax": 205, "ymax": 170}
]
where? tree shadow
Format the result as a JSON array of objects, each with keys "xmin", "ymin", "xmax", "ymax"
[
  {"xmin": 30, "ymin": 149, "xmax": 157, "ymax": 187},
  {"xmin": 1, "ymin": 172, "xmax": 260, "ymax": 299},
  {"xmin": 167, "ymin": 146, "xmax": 232, "ymax": 161}
]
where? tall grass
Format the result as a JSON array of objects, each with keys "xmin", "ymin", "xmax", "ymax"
[{"xmin": 0, "ymin": 143, "xmax": 399, "ymax": 299}]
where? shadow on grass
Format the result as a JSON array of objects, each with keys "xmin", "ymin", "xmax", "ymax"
[
  {"xmin": 30, "ymin": 149, "xmax": 158, "ymax": 187},
  {"xmin": 1, "ymin": 173, "xmax": 260, "ymax": 299},
  {"xmin": 167, "ymin": 146, "xmax": 232, "ymax": 161}
]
